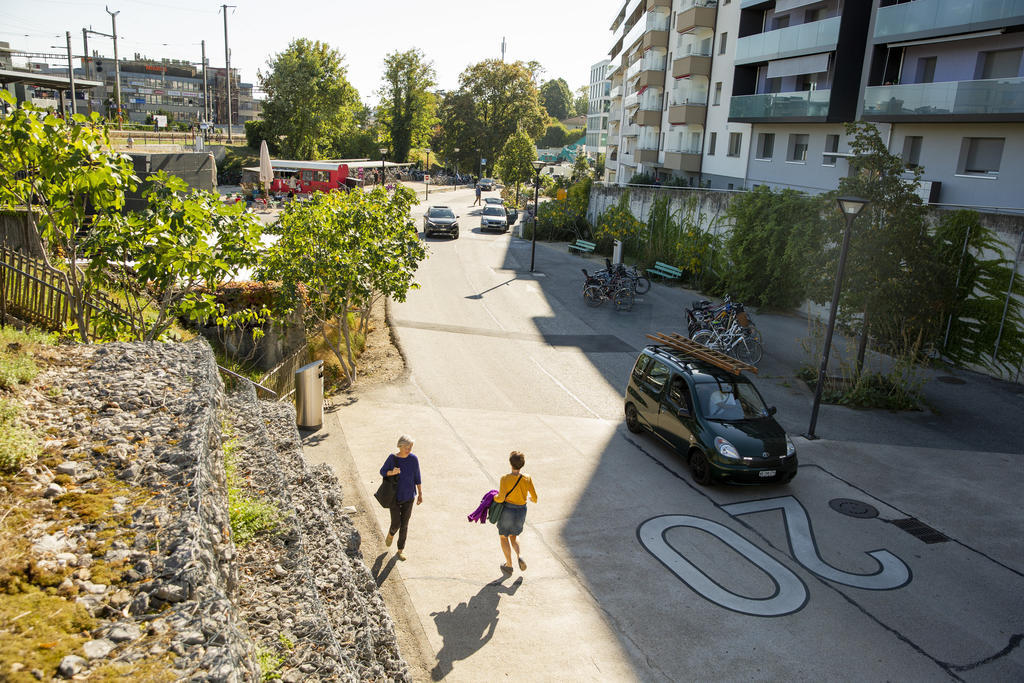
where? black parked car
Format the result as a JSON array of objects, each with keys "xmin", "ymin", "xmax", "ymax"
[
  {"xmin": 624, "ymin": 343, "xmax": 797, "ymax": 486},
  {"xmin": 423, "ymin": 205, "xmax": 459, "ymax": 239}
]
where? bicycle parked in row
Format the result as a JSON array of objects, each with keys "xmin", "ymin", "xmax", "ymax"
[
  {"xmin": 685, "ymin": 295, "xmax": 764, "ymax": 365},
  {"xmin": 594, "ymin": 258, "xmax": 651, "ymax": 295},
  {"xmin": 581, "ymin": 269, "xmax": 634, "ymax": 311}
]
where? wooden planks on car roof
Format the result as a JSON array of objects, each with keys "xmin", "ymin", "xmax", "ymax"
[{"xmin": 646, "ymin": 332, "xmax": 758, "ymax": 376}]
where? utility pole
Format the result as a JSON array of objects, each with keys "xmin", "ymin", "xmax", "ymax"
[
  {"xmin": 105, "ymin": 6, "xmax": 122, "ymax": 129},
  {"xmin": 82, "ymin": 29, "xmax": 93, "ymax": 114},
  {"xmin": 64, "ymin": 31, "xmax": 77, "ymax": 115},
  {"xmin": 201, "ymin": 40, "xmax": 209, "ymax": 123},
  {"xmin": 501, "ymin": 37, "xmax": 506, "ymax": 62},
  {"xmin": 221, "ymin": 4, "xmax": 235, "ymax": 143}
]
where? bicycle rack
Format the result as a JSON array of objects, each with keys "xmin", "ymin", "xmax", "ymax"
[{"xmin": 646, "ymin": 332, "xmax": 759, "ymax": 376}]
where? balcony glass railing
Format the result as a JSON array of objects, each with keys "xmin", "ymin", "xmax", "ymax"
[
  {"xmin": 641, "ymin": 55, "xmax": 668, "ymax": 71},
  {"xmin": 622, "ymin": 10, "xmax": 671, "ymax": 50},
  {"xmin": 639, "ymin": 93, "xmax": 663, "ymax": 110},
  {"xmin": 624, "ymin": 92, "xmax": 639, "ymax": 109},
  {"xmin": 670, "ymin": 91, "xmax": 708, "ymax": 106},
  {"xmin": 679, "ymin": 0, "xmax": 718, "ymax": 11},
  {"xmin": 676, "ymin": 38, "xmax": 714, "ymax": 56},
  {"xmin": 729, "ymin": 89, "xmax": 831, "ymax": 119},
  {"xmin": 666, "ymin": 147, "xmax": 702, "ymax": 155},
  {"xmin": 734, "ymin": 16, "xmax": 840, "ymax": 65},
  {"xmin": 626, "ymin": 60, "xmax": 643, "ymax": 79},
  {"xmin": 875, "ymin": 0, "xmax": 1024, "ymax": 40},
  {"xmin": 863, "ymin": 78, "xmax": 1024, "ymax": 117},
  {"xmin": 610, "ymin": 86, "xmax": 623, "ymax": 99}
]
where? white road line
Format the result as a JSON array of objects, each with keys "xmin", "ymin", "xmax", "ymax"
[{"xmin": 529, "ymin": 356, "xmax": 603, "ymax": 420}]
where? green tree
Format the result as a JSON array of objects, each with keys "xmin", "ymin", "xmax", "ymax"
[
  {"xmin": 571, "ymin": 150, "xmax": 591, "ymax": 182},
  {"xmin": 594, "ymin": 152, "xmax": 605, "ymax": 180},
  {"xmin": 0, "ymin": 93, "xmax": 136, "ymax": 341},
  {"xmin": 724, "ymin": 186, "xmax": 825, "ymax": 309},
  {"xmin": 495, "ymin": 130, "xmax": 537, "ymax": 207},
  {"xmin": 377, "ymin": 48, "xmax": 437, "ymax": 163},
  {"xmin": 85, "ymin": 172, "xmax": 267, "ymax": 341},
  {"xmin": 257, "ymin": 187, "xmax": 426, "ymax": 384},
  {"xmin": 259, "ymin": 39, "xmax": 361, "ymax": 160},
  {"xmin": 539, "ymin": 78, "xmax": 572, "ymax": 120},
  {"xmin": 435, "ymin": 59, "xmax": 546, "ymax": 179},
  {"xmin": 826, "ymin": 121, "xmax": 941, "ymax": 369},
  {"xmin": 538, "ymin": 123, "xmax": 569, "ymax": 148},
  {"xmin": 244, "ymin": 119, "xmax": 278, "ymax": 154},
  {"xmin": 573, "ymin": 85, "xmax": 589, "ymax": 117}
]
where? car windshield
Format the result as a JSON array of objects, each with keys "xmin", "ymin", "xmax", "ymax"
[
  {"xmin": 483, "ymin": 206, "xmax": 505, "ymax": 216},
  {"xmin": 428, "ymin": 208, "xmax": 454, "ymax": 218},
  {"xmin": 481, "ymin": 178, "xmax": 493, "ymax": 183},
  {"xmin": 695, "ymin": 380, "xmax": 770, "ymax": 421},
  {"xmin": 484, "ymin": 198, "xmax": 502, "ymax": 203}
]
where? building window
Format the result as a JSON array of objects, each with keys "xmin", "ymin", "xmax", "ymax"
[
  {"xmin": 902, "ymin": 136, "xmax": 923, "ymax": 169},
  {"xmin": 787, "ymin": 133, "xmax": 808, "ymax": 162},
  {"xmin": 773, "ymin": 15, "xmax": 790, "ymax": 30},
  {"xmin": 719, "ymin": 32, "xmax": 728, "ymax": 56},
  {"xmin": 756, "ymin": 133, "xmax": 774, "ymax": 160},
  {"xmin": 959, "ymin": 137, "xmax": 1004, "ymax": 176},
  {"xmin": 727, "ymin": 132, "xmax": 742, "ymax": 157},
  {"xmin": 823, "ymin": 134, "xmax": 839, "ymax": 167},
  {"xmin": 978, "ymin": 49, "xmax": 1023, "ymax": 80},
  {"xmin": 916, "ymin": 57, "xmax": 937, "ymax": 84},
  {"xmin": 708, "ymin": 132, "xmax": 717, "ymax": 156},
  {"xmin": 713, "ymin": 82, "xmax": 722, "ymax": 106},
  {"xmin": 805, "ymin": 7, "xmax": 826, "ymax": 22}
]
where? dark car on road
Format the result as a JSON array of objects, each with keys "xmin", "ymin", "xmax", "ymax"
[
  {"xmin": 480, "ymin": 204, "xmax": 509, "ymax": 232},
  {"xmin": 477, "ymin": 178, "xmax": 496, "ymax": 191},
  {"xmin": 624, "ymin": 343, "xmax": 797, "ymax": 485},
  {"xmin": 423, "ymin": 206, "xmax": 459, "ymax": 239}
]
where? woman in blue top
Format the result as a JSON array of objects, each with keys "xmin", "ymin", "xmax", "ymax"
[{"xmin": 379, "ymin": 434, "xmax": 422, "ymax": 560}]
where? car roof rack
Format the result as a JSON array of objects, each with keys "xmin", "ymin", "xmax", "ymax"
[{"xmin": 646, "ymin": 332, "xmax": 758, "ymax": 376}]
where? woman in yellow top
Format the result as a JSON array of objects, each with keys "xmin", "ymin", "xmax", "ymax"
[{"xmin": 494, "ymin": 451, "xmax": 538, "ymax": 573}]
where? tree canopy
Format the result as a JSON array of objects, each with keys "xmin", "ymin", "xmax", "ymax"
[
  {"xmin": 257, "ymin": 187, "xmax": 426, "ymax": 384},
  {"xmin": 258, "ymin": 39, "xmax": 362, "ymax": 160},
  {"xmin": 539, "ymin": 78, "xmax": 572, "ymax": 121},
  {"xmin": 435, "ymin": 59, "xmax": 546, "ymax": 178},
  {"xmin": 377, "ymin": 48, "xmax": 437, "ymax": 164}
]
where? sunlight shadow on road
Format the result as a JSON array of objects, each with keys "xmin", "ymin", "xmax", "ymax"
[
  {"xmin": 429, "ymin": 576, "xmax": 523, "ymax": 681},
  {"xmin": 371, "ymin": 551, "xmax": 400, "ymax": 586}
]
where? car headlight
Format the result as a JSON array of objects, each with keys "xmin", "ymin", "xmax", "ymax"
[
  {"xmin": 785, "ymin": 435, "xmax": 796, "ymax": 457},
  {"xmin": 715, "ymin": 437, "xmax": 739, "ymax": 460}
]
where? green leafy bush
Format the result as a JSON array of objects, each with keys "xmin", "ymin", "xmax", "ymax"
[
  {"xmin": 0, "ymin": 400, "xmax": 38, "ymax": 473},
  {"xmin": 533, "ymin": 178, "xmax": 592, "ymax": 241}
]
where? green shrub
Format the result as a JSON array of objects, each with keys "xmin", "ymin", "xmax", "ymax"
[
  {"xmin": 0, "ymin": 352, "xmax": 38, "ymax": 390},
  {"xmin": 223, "ymin": 429, "xmax": 280, "ymax": 544},
  {"xmin": 0, "ymin": 399, "xmax": 38, "ymax": 473}
]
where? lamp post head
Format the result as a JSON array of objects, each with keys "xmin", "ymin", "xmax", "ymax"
[
  {"xmin": 454, "ymin": 147, "xmax": 460, "ymax": 153},
  {"xmin": 531, "ymin": 160, "xmax": 546, "ymax": 173},
  {"xmin": 836, "ymin": 195, "xmax": 869, "ymax": 219},
  {"xmin": 379, "ymin": 147, "xmax": 387, "ymax": 156}
]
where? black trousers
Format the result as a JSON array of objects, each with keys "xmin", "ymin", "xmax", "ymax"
[{"xmin": 388, "ymin": 499, "xmax": 415, "ymax": 550}]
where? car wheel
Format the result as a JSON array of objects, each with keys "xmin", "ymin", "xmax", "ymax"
[
  {"xmin": 453, "ymin": 230, "xmax": 459, "ymax": 239},
  {"xmin": 689, "ymin": 449, "xmax": 713, "ymax": 486},
  {"xmin": 625, "ymin": 403, "xmax": 643, "ymax": 433}
]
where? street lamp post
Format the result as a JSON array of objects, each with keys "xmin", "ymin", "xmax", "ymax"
[
  {"xmin": 379, "ymin": 147, "xmax": 387, "ymax": 187},
  {"xmin": 425, "ymin": 148, "xmax": 431, "ymax": 199},
  {"xmin": 477, "ymin": 148, "xmax": 482, "ymax": 182},
  {"xmin": 805, "ymin": 196, "xmax": 870, "ymax": 440},
  {"xmin": 454, "ymin": 147, "xmax": 460, "ymax": 184},
  {"xmin": 530, "ymin": 160, "xmax": 545, "ymax": 272}
]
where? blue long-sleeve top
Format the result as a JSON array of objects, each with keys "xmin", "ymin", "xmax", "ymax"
[{"xmin": 380, "ymin": 453, "xmax": 421, "ymax": 503}]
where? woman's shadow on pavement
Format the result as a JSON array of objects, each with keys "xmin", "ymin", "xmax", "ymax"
[{"xmin": 430, "ymin": 574, "xmax": 523, "ymax": 680}]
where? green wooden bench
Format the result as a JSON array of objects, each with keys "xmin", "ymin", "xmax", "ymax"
[
  {"xmin": 568, "ymin": 239, "xmax": 596, "ymax": 255},
  {"xmin": 646, "ymin": 261, "xmax": 683, "ymax": 280}
]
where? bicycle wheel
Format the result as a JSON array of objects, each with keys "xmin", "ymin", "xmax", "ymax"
[
  {"xmin": 691, "ymin": 329, "xmax": 720, "ymax": 351},
  {"xmin": 583, "ymin": 285, "xmax": 605, "ymax": 307},
  {"xmin": 633, "ymin": 276, "xmax": 651, "ymax": 295},
  {"xmin": 731, "ymin": 337, "xmax": 764, "ymax": 366},
  {"xmin": 613, "ymin": 287, "xmax": 634, "ymax": 312}
]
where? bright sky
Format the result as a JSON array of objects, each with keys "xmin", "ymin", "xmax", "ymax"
[{"xmin": 2, "ymin": 0, "xmax": 622, "ymax": 105}]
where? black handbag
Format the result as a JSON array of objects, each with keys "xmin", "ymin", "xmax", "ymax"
[{"xmin": 374, "ymin": 475, "xmax": 398, "ymax": 508}]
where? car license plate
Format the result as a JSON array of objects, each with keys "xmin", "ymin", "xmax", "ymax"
[{"xmin": 758, "ymin": 470, "xmax": 776, "ymax": 478}]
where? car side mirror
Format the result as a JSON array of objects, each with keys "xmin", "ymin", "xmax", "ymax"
[{"xmin": 768, "ymin": 406, "xmax": 777, "ymax": 416}]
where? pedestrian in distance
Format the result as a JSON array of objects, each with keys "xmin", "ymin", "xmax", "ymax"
[
  {"xmin": 474, "ymin": 183, "xmax": 482, "ymax": 206},
  {"xmin": 380, "ymin": 435, "xmax": 422, "ymax": 561},
  {"xmin": 495, "ymin": 451, "xmax": 537, "ymax": 573}
]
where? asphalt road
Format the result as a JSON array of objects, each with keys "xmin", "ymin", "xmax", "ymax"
[{"xmin": 304, "ymin": 185, "xmax": 1024, "ymax": 682}]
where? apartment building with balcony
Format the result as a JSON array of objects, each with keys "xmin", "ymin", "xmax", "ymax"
[
  {"xmin": 701, "ymin": 0, "xmax": 752, "ymax": 188},
  {"xmin": 728, "ymin": 0, "xmax": 873, "ymax": 193},
  {"xmin": 862, "ymin": 0, "xmax": 1024, "ymax": 209},
  {"xmin": 586, "ymin": 59, "xmax": 612, "ymax": 159},
  {"xmin": 606, "ymin": 0, "xmax": 673, "ymax": 184}
]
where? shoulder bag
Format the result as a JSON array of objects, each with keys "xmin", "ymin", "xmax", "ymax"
[
  {"xmin": 374, "ymin": 475, "xmax": 398, "ymax": 508},
  {"xmin": 487, "ymin": 475, "xmax": 523, "ymax": 525}
]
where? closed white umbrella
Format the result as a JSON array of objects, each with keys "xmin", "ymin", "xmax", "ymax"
[{"xmin": 259, "ymin": 140, "xmax": 273, "ymax": 196}]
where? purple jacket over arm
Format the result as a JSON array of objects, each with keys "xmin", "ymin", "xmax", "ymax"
[{"xmin": 468, "ymin": 490, "xmax": 498, "ymax": 523}]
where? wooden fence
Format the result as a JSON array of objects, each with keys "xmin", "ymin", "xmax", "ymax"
[
  {"xmin": 259, "ymin": 344, "xmax": 310, "ymax": 401},
  {"xmin": 0, "ymin": 245, "xmax": 128, "ymax": 339}
]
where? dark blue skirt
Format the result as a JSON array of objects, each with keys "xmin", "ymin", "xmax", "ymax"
[{"xmin": 497, "ymin": 502, "xmax": 527, "ymax": 536}]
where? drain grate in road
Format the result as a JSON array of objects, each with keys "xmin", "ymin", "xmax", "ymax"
[
  {"xmin": 887, "ymin": 517, "xmax": 950, "ymax": 544},
  {"xmin": 829, "ymin": 498, "xmax": 879, "ymax": 519}
]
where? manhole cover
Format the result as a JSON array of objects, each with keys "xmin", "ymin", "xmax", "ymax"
[
  {"xmin": 937, "ymin": 375, "xmax": 966, "ymax": 385},
  {"xmin": 829, "ymin": 498, "xmax": 879, "ymax": 519}
]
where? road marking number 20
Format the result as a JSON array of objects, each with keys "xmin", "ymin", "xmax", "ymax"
[{"xmin": 637, "ymin": 496, "xmax": 911, "ymax": 617}]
